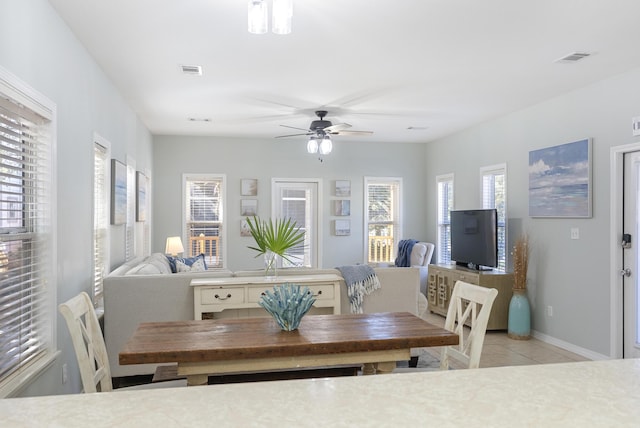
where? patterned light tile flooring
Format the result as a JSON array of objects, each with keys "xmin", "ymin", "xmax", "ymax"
[{"xmin": 421, "ymin": 312, "xmax": 589, "ymax": 369}]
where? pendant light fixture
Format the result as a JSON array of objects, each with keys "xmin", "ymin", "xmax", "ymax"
[
  {"xmin": 319, "ymin": 135, "xmax": 333, "ymax": 155},
  {"xmin": 248, "ymin": 0, "xmax": 292, "ymax": 35}
]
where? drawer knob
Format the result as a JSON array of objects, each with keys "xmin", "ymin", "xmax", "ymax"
[
  {"xmin": 214, "ymin": 293, "xmax": 232, "ymax": 300},
  {"xmin": 312, "ymin": 290, "xmax": 323, "ymax": 297}
]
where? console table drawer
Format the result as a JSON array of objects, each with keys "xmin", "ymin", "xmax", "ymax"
[
  {"xmin": 200, "ymin": 287, "xmax": 245, "ymax": 305},
  {"xmin": 247, "ymin": 284, "xmax": 334, "ymax": 303}
]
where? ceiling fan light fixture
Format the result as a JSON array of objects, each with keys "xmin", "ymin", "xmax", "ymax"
[
  {"xmin": 319, "ymin": 135, "xmax": 332, "ymax": 155},
  {"xmin": 272, "ymin": 0, "xmax": 293, "ymax": 34},
  {"xmin": 248, "ymin": 0, "xmax": 268, "ymax": 34},
  {"xmin": 307, "ymin": 137, "xmax": 319, "ymax": 154}
]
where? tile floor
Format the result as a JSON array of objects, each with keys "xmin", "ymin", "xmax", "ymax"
[{"xmin": 421, "ymin": 311, "xmax": 589, "ymax": 369}]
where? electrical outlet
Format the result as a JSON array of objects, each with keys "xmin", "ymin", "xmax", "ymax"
[
  {"xmin": 547, "ymin": 305, "xmax": 553, "ymax": 317},
  {"xmin": 62, "ymin": 363, "xmax": 68, "ymax": 384},
  {"xmin": 570, "ymin": 228, "xmax": 579, "ymax": 240}
]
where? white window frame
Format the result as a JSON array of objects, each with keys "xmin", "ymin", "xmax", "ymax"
[
  {"xmin": 182, "ymin": 173, "xmax": 227, "ymax": 270},
  {"xmin": 436, "ymin": 173, "xmax": 454, "ymax": 264},
  {"xmin": 92, "ymin": 134, "xmax": 111, "ymax": 308},
  {"xmin": 0, "ymin": 67, "xmax": 57, "ymax": 398},
  {"xmin": 271, "ymin": 178, "xmax": 322, "ymax": 268},
  {"xmin": 481, "ymin": 163, "xmax": 507, "ymax": 271},
  {"xmin": 364, "ymin": 177, "xmax": 402, "ymax": 264}
]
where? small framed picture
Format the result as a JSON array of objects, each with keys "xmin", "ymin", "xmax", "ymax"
[
  {"xmin": 241, "ymin": 178, "xmax": 258, "ymax": 196},
  {"xmin": 241, "ymin": 199, "xmax": 258, "ymax": 216},
  {"xmin": 335, "ymin": 180, "xmax": 351, "ymax": 197},
  {"xmin": 333, "ymin": 200, "xmax": 351, "ymax": 216},
  {"xmin": 334, "ymin": 219, "xmax": 351, "ymax": 236},
  {"xmin": 240, "ymin": 219, "xmax": 252, "ymax": 237}
]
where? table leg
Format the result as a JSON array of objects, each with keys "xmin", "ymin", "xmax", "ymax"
[
  {"xmin": 363, "ymin": 361, "xmax": 396, "ymax": 375},
  {"xmin": 374, "ymin": 361, "xmax": 396, "ymax": 374},
  {"xmin": 186, "ymin": 374, "xmax": 208, "ymax": 386}
]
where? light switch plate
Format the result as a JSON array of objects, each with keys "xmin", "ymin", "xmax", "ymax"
[
  {"xmin": 571, "ymin": 227, "xmax": 579, "ymax": 240},
  {"xmin": 633, "ymin": 116, "xmax": 640, "ymax": 136}
]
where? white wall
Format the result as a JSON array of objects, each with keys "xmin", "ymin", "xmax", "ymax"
[
  {"xmin": 0, "ymin": 0, "xmax": 153, "ymax": 396},
  {"xmin": 425, "ymin": 66, "xmax": 640, "ymax": 357},
  {"xmin": 152, "ymin": 136, "xmax": 429, "ymax": 271}
]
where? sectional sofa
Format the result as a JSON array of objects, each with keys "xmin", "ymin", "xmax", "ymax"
[{"xmin": 104, "ymin": 253, "xmax": 427, "ymax": 378}]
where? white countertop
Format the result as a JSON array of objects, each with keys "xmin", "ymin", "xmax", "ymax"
[{"xmin": 3, "ymin": 359, "xmax": 640, "ymax": 427}]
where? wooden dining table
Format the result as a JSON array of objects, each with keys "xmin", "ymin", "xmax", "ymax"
[{"xmin": 119, "ymin": 312, "xmax": 459, "ymax": 386}]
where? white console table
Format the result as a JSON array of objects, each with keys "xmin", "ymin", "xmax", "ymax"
[{"xmin": 190, "ymin": 274, "xmax": 342, "ymax": 320}]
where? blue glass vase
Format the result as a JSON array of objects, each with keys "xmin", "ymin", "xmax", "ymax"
[{"xmin": 508, "ymin": 289, "xmax": 531, "ymax": 340}]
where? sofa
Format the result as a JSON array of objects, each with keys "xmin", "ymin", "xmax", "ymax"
[{"xmin": 104, "ymin": 253, "xmax": 426, "ymax": 378}]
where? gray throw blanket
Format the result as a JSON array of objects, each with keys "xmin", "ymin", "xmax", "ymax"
[
  {"xmin": 336, "ymin": 264, "xmax": 381, "ymax": 314},
  {"xmin": 395, "ymin": 239, "xmax": 418, "ymax": 267}
]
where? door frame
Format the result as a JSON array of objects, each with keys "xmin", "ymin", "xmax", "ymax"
[{"xmin": 610, "ymin": 142, "xmax": 640, "ymax": 358}]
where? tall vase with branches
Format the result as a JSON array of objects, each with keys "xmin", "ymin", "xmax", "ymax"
[
  {"xmin": 246, "ymin": 216, "xmax": 306, "ymax": 279},
  {"xmin": 508, "ymin": 234, "xmax": 531, "ymax": 340}
]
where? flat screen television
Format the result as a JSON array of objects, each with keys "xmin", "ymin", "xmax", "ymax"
[{"xmin": 450, "ymin": 209, "xmax": 498, "ymax": 270}]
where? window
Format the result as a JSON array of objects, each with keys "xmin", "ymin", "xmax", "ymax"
[
  {"xmin": 436, "ymin": 174, "xmax": 454, "ymax": 264},
  {"xmin": 184, "ymin": 174, "xmax": 225, "ymax": 269},
  {"xmin": 93, "ymin": 139, "xmax": 109, "ymax": 307},
  {"xmin": 365, "ymin": 177, "xmax": 402, "ymax": 264},
  {"xmin": 481, "ymin": 164, "xmax": 507, "ymax": 271},
  {"xmin": 0, "ymin": 68, "xmax": 56, "ymax": 397},
  {"xmin": 125, "ymin": 158, "xmax": 136, "ymax": 261},
  {"xmin": 272, "ymin": 179, "xmax": 320, "ymax": 268}
]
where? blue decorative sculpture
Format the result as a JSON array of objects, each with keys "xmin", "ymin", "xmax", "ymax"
[{"xmin": 259, "ymin": 283, "xmax": 316, "ymax": 331}]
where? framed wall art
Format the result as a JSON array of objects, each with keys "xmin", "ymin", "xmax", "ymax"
[
  {"xmin": 241, "ymin": 199, "xmax": 258, "ymax": 216},
  {"xmin": 136, "ymin": 171, "xmax": 147, "ymax": 222},
  {"xmin": 528, "ymin": 138, "xmax": 592, "ymax": 218},
  {"xmin": 335, "ymin": 180, "xmax": 351, "ymax": 197},
  {"xmin": 333, "ymin": 199, "xmax": 351, "ymax": 216},
  {"xmin": 110, "ymin": 159, "xmax": 127, "ymax": 225},
  {"xmin": 241, "ymin": 178, "xmax": 258, "ymax": 196},
  {"xmin": 334, "ymin": 219, "xmax": 351, "ymax": 236}
]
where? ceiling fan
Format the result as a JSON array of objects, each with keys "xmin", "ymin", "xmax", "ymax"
[
  {"xmin": 275, "ymin": 110, "xmax": 373, "ymax": 139},
  {"xmin": 275, "ymin": 110, "xmax": 373, "ymax": 157}
]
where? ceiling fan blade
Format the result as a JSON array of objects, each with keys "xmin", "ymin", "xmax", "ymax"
[
  {"xmin": 274, "ymin": 132, "xmax": 313, "ymax": 138},
  {"xmin": 323, "ymin": 123, "xmax": 352, "ymax": 133},
  {"xmin": 331, "ymin": 130, "xmax": 374, "ymax": 136},
  {"xmin": 280, "ymin": 124, "xmax": 311, "ymax": 132}
]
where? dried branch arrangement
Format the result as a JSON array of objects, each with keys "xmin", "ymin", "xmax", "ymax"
[{"xmin": 512, "ymin": 234, "xmax": 529, "ymax": 290}]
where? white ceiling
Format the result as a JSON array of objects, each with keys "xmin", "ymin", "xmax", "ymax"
[{"xmin": 48, "ymin": 0, "xmax": 640, "ymax": 144}]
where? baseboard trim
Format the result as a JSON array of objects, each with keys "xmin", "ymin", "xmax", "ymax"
[{"xmin": 531, "ymin": 330, "xmax": 610, "ymax": 361}]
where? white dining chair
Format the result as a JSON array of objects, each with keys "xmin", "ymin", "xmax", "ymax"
[
  {"xmin": 395, "ymin": 280, "xmax": 498, "ymax": 372},
  {"xmin": 59, "ymin": 292, "xmax": 186, "ymax": 392}
]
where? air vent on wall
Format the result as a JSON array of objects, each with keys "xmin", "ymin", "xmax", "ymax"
[
  {"xmin": 180, "ymin": 65, "xmax": 202, "ymax": 75},
  {"xmin": 555, "ymin": 52, "xmax": 591, "ymax": 63}
]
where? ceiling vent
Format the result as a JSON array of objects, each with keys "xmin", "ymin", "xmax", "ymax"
[
  {"xmin": 181, "ymin": 65, "xmax": 202, "ymax": 75},
  {"xmin": 555, "ymin": 52, "xmax": 591, "ymax": 63}
]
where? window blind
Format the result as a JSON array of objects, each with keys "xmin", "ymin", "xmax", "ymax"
[
  {"xmin": 482, "ymin": 166, "xmax": 507, "ymax": 271},
  {"xmin": 185, "ymin": 176, "xmax": 224, "ymax": 269},
  {"xmin": 93, "ymin": 143, "xmax": 108, "ymax": 306},
  {"xmin": 0, "ymin": 100, "xmax": 52, "ymax": 386},
  {"xmin": 125, "ymin": 163, "xmax": 135, "ymax": 261},
  {"xmin": 365, "ymin": 178, "xmax": 401, "ymax": 263},
  {"xmin": 437, "ymin": 175, "xmax": 454, "ymax": 264}
]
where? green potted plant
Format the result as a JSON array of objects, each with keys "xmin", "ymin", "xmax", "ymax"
[{"xmin": 246, "ymin": 216, "xmax": 306, "ymax": 278}]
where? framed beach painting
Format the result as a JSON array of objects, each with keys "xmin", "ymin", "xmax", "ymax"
[
  {"xmin": 110, "ymin": 159, "xmax": 127, "ymax": 225},
  {"xmin": 528, "ymin": 138, "xmax": 592, "ymax": 218},
  {"xmin": 334, "ymin": 219, "xmax": 351, "ymax": 236},
  {"xmin": 335, "ymin": 180, "xmax": 351, "ymax": 197}
]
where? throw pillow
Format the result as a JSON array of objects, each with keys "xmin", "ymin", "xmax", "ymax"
[
  {"xmin": 169, "ymin": 253, "xmax": 207, "ymax": 273},
  {"xmin": 176, "ymin": 257, "xmax": 206, "ymax": 273}
]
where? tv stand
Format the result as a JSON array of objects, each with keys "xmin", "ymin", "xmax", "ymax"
[
  {"xmin": 456, "ymin": 261, "xmax": 494, "ymax": 271},
  {"xmin": 428, "ymin": 263, "xmax": 513, "ymax": 330}
]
